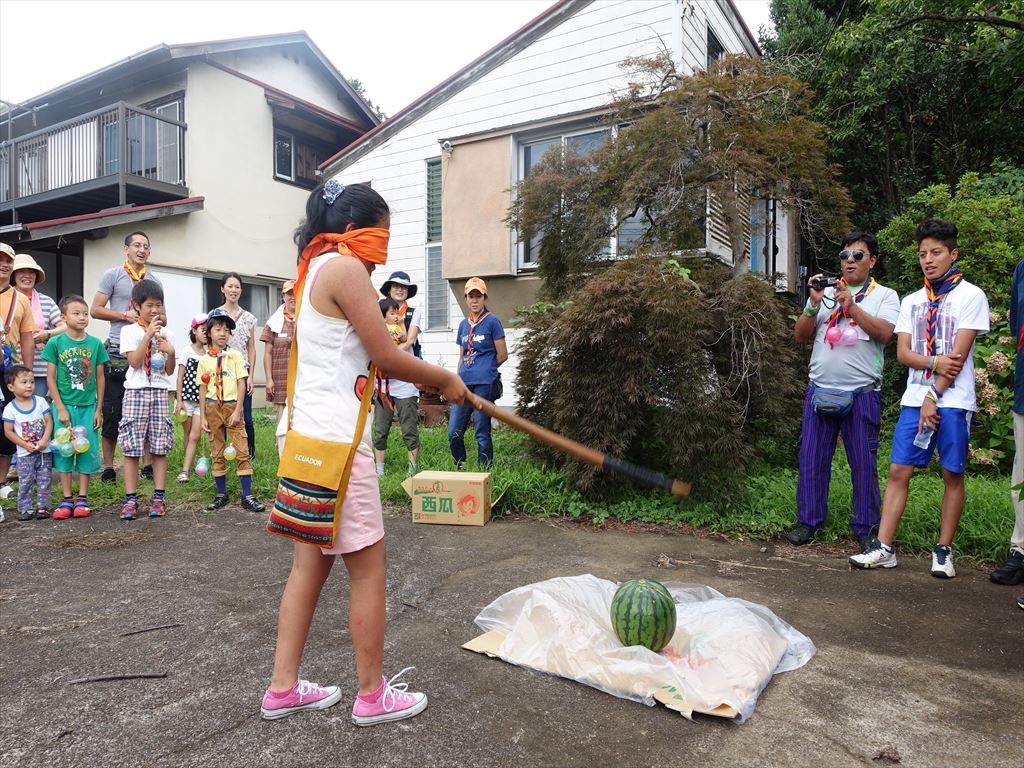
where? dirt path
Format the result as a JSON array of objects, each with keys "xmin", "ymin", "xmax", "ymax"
[{"xmin": 1, "ymin": 504, "xmax": 1021, "ymax": 768}]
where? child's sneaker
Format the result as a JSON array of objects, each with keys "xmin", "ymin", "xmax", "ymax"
[
  {"xmin": 931, "ymin": 544, "xmax": 956, "ymax": 579},
  {"xmin": 17, "ymin": 509, "xmax": 32, "ymax": 522},
  {"xmin": 35, "ymin": 508, "xmax": 49, "ymax": 519},
  {"xmin": 72, "ymin": 501, "xmax": 91, "ymax": 518},
  {"xmin": 849, "ymin": 539, "xmax": 897, "ymax": 569},
  {"xmin": 351, "ymin": 667, "xmax": 428, "ymax": 727},
  {"xmin": 149, "ymin": 496, "xmax": 167, "ymax": 518},
  {"xmin": 240, "ymin": 495, "xmax": 265, "ymax": 512},
  {"xmin": 53, "ymin": 502, "xmax": 74, "ymax": 520},
  {"xmin": 120, "ymin": 498, "xmax": 139, "ymax": 520},
  {"xmin": 260, "ymin": 678, "xmax": 342, "ymax": 720}
]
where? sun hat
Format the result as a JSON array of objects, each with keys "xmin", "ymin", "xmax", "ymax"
[
  {"xmin": 205, "ymin": 307, "xmax": 236, "ymax": 331},
  {"xmin": 380, "ymin": 270, "xmax": 418, "ymax": 299},
  {"xmin": 190, "ymin": 312, "xmax": 209, "ymax": 330},
  {"xmin": 0, "ymin": 243, "xmax": 14, "ymax": 259},
  {"xmin": 11, "ymin": 253, "xmax": 45, "ymax": 284},
  {"xmin": 463, "ymin": 277, "xmax": 488, "ymax": 296},
  {"xmin": 282, "ymin": 280, "xmax": 296, "ymax": 294}
]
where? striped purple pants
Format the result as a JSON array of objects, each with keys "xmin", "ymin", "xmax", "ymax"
[{"xmin": 796, "ymin": 384, "xmax": 882, "ymax": 536}]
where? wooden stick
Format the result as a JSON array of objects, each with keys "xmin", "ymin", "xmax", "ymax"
[
  {"xmin": 471, "ymin": 396, "xmax": 691, "ymax": 497},
  {"xmin": 119, "ymin": 622, "xmax": 183, "ymax": 637},
  {"xmin": 68, "ymin": 672, "xmax": 167, "ymax": 685}
]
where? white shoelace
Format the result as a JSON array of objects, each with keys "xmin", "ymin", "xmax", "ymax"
[
  {"xmin": 380, "ymin": 666, "xmax": 416, "ymax": 713},
  {"xmin": 296, "ymin": 678, "xmax": 324, "ymax": 701}
]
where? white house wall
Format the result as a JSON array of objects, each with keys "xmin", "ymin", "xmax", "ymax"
[{"xmin": 329, "ymin": 0, "xmax": 757, "ymax": 407}]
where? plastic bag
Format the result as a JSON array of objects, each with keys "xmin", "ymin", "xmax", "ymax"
[{"xmin": 473, "ymin": 574, "xmax": 815, "ymax": 722}]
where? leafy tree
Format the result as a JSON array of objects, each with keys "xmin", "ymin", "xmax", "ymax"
[
  {"xmin": 763, "ymin": 0, "xmax": 1024, "ymax": 231},
  {"xmin": 508, "ymin": 54, "xmax": 851, "ymax": 295},
  {"xmin": 513, "ymin": 257, "xmax": 806, "ymax": 499},
  {"xmin": 346, "ymin": 78, "xmax": 387, "ymax": 121}
]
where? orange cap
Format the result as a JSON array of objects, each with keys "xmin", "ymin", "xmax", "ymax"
[
  {"xmin": 282, "ymin": 280, "xmax": 296, "ymax": 294},
  {"xmin": 464, "ymin": 277, "xmax": 488, "ymax": 296}
]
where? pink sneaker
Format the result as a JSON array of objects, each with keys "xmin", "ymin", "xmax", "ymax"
[
  {"xmin": 351, "ymin": 667, "xmax": 428, "ymax": 726},
  {"xmin": 260, "ymin": 678, "xmax": 342, "ymax": 720}
]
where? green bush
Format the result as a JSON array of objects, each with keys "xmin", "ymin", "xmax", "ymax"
[{"xmin": 512, "ymin": 255, "xmax": 805, "ymax": 501}]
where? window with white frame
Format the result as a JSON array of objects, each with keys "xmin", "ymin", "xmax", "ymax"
[
  {"xmin": 274, "ymin": 130, "xmax": 295, "ymax": 181},
  {"xmin": 517, "ymin": 126, "xmax": 649, "ymax": 269}
]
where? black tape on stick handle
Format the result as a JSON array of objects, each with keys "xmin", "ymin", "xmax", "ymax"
[{"xmin": 603, "ymin": 455, "xmax": 673, "ymax": 492}]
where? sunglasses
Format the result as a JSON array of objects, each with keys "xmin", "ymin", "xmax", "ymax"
[{"xmin": 839, "ymin": 249, "xmax": 867, "ymax": 262}]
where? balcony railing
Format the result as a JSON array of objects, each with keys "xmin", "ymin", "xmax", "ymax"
[{"xmin": 0, "ymin": 101, "xmax": 186, "ymax": 205}]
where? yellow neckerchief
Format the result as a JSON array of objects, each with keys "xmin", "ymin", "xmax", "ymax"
[{"xmin": 124, "ymin": 260, "xmax": 146, "ymax": 284}]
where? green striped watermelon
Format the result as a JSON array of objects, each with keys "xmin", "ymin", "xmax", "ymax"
[{"xmin": 610, "ymin": 578, "xmax": 677, "ymax": 652}]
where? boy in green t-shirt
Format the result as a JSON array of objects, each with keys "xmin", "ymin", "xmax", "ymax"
[{"xmin": 42, "ymin": 294, "xmax": 109, "ymax": 519}]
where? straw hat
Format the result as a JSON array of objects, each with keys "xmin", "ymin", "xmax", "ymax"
[{"xmin": 12, "ymin": 253, "xmax": 45, "ymax": 284}]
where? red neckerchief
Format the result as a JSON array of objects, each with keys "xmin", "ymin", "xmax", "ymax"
[
  {"xmin": 463, "ymin": 309, "xmax": 490, "ymax": 368},
  {"xmin": 824, "ymin": 278, "xmax": 875, "ymax": 349},
  {"xmin": 206, "ymin": 346, "xmax": 225, "ymax": 404},
  {"xmin": 124, "ymin": 260, "xmax": 146, "ymax": 284}
]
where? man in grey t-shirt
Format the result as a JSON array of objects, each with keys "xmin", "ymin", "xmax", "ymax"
[
  {"xmin": 90, "ymin": 231, "xmax": 162, "ymax": 482},
  {"xmin": 788, "ymin": 232, "xmax": 900, "ymax": 552}
]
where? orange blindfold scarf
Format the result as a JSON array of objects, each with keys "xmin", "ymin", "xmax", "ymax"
[{"xmin": 295, "ymin": 229, "xmax": 390, "ymax": 299}]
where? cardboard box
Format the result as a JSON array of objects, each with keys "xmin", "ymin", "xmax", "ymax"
[{"xmin": 401, "ymin": 470, "xmax": 492, "ymax": 526}]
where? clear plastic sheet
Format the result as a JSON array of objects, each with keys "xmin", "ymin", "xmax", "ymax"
[{"xmin": 473, "ymin": 574, "xmax": 815, "ymax": 722}]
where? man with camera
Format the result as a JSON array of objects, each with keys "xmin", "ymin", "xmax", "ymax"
[{"xmin": 788, "ymin": 232, "xmax": 901, "ymax": 552}]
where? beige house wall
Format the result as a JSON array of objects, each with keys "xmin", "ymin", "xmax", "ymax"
[
  {"xmin": 441, "ymin": 135, "xmax": 513, "ymax": 281},
  {"xmin": 209, "ymin": 47, "xmax": 361, "ymax": 120}
]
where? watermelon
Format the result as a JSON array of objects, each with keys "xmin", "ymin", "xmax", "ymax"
[{"xmin": 610, "ymin": 578, "xmax": 677, "ymax": 652}]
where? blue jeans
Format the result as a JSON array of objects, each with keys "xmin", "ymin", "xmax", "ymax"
[{"xmin": 449, "ymin": 382, "xmax": 496, "ymax": 467}]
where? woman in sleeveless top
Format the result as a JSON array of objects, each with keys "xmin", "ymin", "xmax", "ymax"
[{"xmin": 261, "ymin": 181, "xmax": 471, "ymax": 726}]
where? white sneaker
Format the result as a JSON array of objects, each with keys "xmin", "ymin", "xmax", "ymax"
[
  {"xmin": 0, "ymin": 506, "xmax": 5, "ymax": 523},
  {"xmin": 850, "ymin": 539, "xmax": 897, "ymax": 569},
  {"xmin": 0, "ymin": 484, "xmax": 13, "ymax": 500},
  {"xmin": 931, "ymin": 545, "xmax": 956, "ymax": 579}
]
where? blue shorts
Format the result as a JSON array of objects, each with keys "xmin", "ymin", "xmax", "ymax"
[{"xmin": 890, "ymin": 406, "xmax": 973, "ymax": 474}]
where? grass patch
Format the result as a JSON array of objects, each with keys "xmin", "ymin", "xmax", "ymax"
[
  {"xmin": 373, "ymin": 423, "xmax": 1014, "ymax": 565},
  {"xmin": 34, "ymin": 411, "xmax": 1010, "ymax": 564}
]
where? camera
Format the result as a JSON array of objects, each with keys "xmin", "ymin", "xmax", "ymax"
[{"xmin": 810, "ymin": 276, "xmax": 840, "ymax": 291}]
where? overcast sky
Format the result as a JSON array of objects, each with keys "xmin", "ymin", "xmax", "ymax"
[{"xmin": 1, "ymin": 1, "xmax": 773, "ymax": 116}]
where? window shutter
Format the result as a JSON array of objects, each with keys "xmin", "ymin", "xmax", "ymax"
[
  {"xmin": 426, "ymin": 159, "xmax": 442, "ymax": 243},
  {"xmin": 425, "ymin": 245, "xmax": 448, "ymax": 330}
]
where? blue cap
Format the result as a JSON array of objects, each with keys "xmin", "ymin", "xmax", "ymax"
[{"xmin": 205, "ymin": 307, "xmax": 236, "ymax": 330}]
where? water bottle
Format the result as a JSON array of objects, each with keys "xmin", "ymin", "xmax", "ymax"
[{"xmin": 913, "ymin": 426, "xmax": 934, "ymax": 450}]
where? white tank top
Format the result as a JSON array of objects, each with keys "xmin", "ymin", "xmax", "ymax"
[{"xmin": 289, "ymin": 252, "xmax": 373, "ymax": 456}]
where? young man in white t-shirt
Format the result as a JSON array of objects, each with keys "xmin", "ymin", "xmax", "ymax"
[{"xmin": 852, "ymin": 219, "xmax": 990, "ymax": 578}]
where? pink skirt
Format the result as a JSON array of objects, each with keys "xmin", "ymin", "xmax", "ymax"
[{"xmin": 319, "ymin": 451, "xmax": 385, "ymax": 556}]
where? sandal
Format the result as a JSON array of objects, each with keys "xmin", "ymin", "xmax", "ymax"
[
  {"xmin": 53, "ymin": 501, "xmax": 75, "ymax": 521},
  {"xmin": 176, "ymin": 470, "xmax": 189, "ymax": 483},
  {"xmin": 72, "ymin": 501, "xmax": 92, "ymax": 518}
]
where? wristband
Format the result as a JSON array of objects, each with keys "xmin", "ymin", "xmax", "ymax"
[
  {"xmin": 803, "ymin": 298, "xmax": 820, "ymax": 316},
  {"xmin": 928, "ymin": 355, "xmax": 936, "ymax": 373}
]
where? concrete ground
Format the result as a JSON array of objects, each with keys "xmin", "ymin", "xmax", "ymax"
[{"xmin": 1, "ymin": 503, "xmax": 1021, "ymax": 768}]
